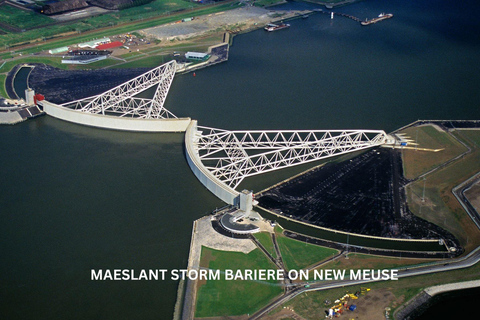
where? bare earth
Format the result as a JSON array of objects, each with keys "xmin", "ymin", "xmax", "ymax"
[{"xmin": 141, "ymin": 7, "xmax": 296, "ymax": 42}]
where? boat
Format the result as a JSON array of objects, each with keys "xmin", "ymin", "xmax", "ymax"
[
  {"xmin": 264, "ymin": 23, "xmax": 290, "ymax": 32},
  {"xmin": 361, "ymin": 13, "xmax": 393, "ymax": 26}
]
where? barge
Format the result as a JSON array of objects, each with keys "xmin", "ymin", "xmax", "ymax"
[{"xmin": 264, "ymin": 23, "xmax": 290, "ymax": 32}]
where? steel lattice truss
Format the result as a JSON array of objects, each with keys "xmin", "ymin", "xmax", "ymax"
[
  {"xmin": 61, "ymin": 60, "xmax": 177, "ymax": 118},
  {"xmin": 194, "ymin": 126, "xmax": 389, "ymax": 189}
]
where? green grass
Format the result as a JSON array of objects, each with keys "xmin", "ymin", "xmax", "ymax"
[
  {"xmin": 141, "ymin": 46, "xmax": 165, "ymax": 54},
  {"xmin": 114, "ymin": 55, "xmax": 166, "ymax": 68},
  {"xmin": 318, "ymin": 253, "xmax": 432, "ymax": 272},
  {"xmin": 276, "ymin": 235, "xmax": 338, "ymax": 270},
  {"xmin": 278, "ymin": 256, "xmax": 480, "ymax": 320},
  {"xmin": 81, "ymin": 58, "xmax": 124, "ymax": 68},
  {"xmin": 400, "ymin": 125, "xmax": 467, "ymax": 179},
  {"xmin": 253, "ymin": 0, "xmax": 286, "ymax": 7},
  {"xmin": 0, "ymin": 73, "xmax": 7, "ymax": 98},
  {"xmin": 254, "ymin": 232, "xmax": 277, "ymax": 259},
  {"xmin": 0, "ymin": 56, "xmax": 67, "ymax": 72},
  {"xmin": 119, "ymin": 51, "xmax": 145, "ymax": 59},
  {"xmin": 195, "ymin": 246, "xmax": 283, "ymax": 317},
  {"xmin": 406, "ymin": 130, "xmax": 480, "ymax": 251},
  {"xmin": 0, "ymin": 4, "xmax": 54, "ymax": 30},
  {"xmin": 0, "ymin": 1, "xmax": 239, "ymax": 49},
  {"xmin": 454, "ymin": 130, "xmax": 480, "ymax": 148},
  {"xmin": 0, "ymin": 52, "xmax": 14, "ymax": 60}
]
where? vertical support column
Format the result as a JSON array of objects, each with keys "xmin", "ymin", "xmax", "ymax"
[
  {"xmin": 239, "ymin": 190, "xmax": 253, "ymax": 214},
  {"xmin": 25, "ymin": 88, "xmax": 35, "ymax": 106}
]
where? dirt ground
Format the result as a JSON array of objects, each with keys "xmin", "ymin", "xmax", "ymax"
[
  {"xmin": 194, "ymin": 288, "xmax": 400, "ymax": 320},
  {"xmin": 140, "ymin": 6, "xmax": 305, "ymax": 42},
  {"xmin": 276, "ymin": 289, "xmax": 399, "ymax": 320}
]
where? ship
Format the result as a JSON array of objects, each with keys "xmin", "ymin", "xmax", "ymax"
[
  {"xmin": 264, "ymin": 23, "xmax": 290, "ymax": 32},
  {"xmin": 361, "ymin": 13, "xmax": 393, "ymax": 26}
]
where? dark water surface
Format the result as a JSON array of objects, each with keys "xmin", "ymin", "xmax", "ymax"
[
  {"xmin": 413, "ymin": 287, "xmax": 480, "ymax": 320},
  {"xmin": 1, "ymin": 0, "xmax": 480, "ymax": 319}
]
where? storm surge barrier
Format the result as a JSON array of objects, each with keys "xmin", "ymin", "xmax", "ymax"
[
  {"xmin": 38, "ymin": 60, "xmax": 191, "ymax": 132},
  {"xmin": 185, "ymin": 120, "xmax": 391, "ymax": 205}
]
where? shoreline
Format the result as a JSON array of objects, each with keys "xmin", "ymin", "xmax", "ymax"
[
  {"xmin": 394, "ymin": 280, "xmax": 480, "ymax": 320},
  {"xmin": 178, "ymin": 120, "xmax": 480, "ymax": 319}
]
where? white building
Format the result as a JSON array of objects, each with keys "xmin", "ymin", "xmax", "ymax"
[{"xmin": 185, "ymin": 52, "xmax": 210, "ymax": 61}]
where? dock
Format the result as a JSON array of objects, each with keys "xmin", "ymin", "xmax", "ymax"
[{"xmin": 314, "ymin": 9, "xmax": 393, "ymax": 26}]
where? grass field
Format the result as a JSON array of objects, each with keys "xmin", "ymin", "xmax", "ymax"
[
  {"xmin": 275, "ymin": 256, "xmax": 480, "ymax": 320},
  {"xmin": 454, "ymin": 129, "xmax": 480, "ymax": 148},
  {"xmin": 276, "ymin": 235, "xmax": 338, "ymax": 271},
  {"xmin": 195, "ymin": 246, "xmax": 282, "ymax": 317},
  {"xmin": 318, "ymin": 253, "xmax": 433, "ymax": 272},
  {"xmin": 114, "ymin": 55, "xmax": 166, "ymax": 68},
  {"xmin": 119, "ymin": 51, "xmax": 146, "ymax": 59},
  {"xmin": 0, "ymin": 73, "xmax": 7, "ymax": 98},
  {"xmin": 0, "ymin": 56, "xmax": 66, "ymax": 72},
  {"xmin": 81, "ymin": 58, "xmax": 124, "ymax": 68},
  {"xmin": 0, "ymin": 56, "xmax": 119, "ymax": 73},
  {"xmin": 406, "ymin": 129, "xmax": 480, "ymax": 252},
  {"xmin": 400, "ymin": 125, "xmax": 467, "ymax": 179},
  {"xmin": 0, "ymin": 4, "xmax": 54, "ymax": 30},
  {"xmin": 254, "ymin": 232, "xmax": 277, "ymax": 259},
  {"xmin": 254, "ymin": 0, "xmax": 287, "ymax": 6},
  {"xmin": 0, "ymin": 1, "xmax": 237, "ymax": 49}
]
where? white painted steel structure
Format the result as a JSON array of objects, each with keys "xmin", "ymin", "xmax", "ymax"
[
  {"xmin": 61, "ymin": 60, "xmax": 177, "ymax": 119},
  {"xmin": 185, "ymin": 121, "xmax": 239, "ymax": 205},
  {"xmin": 39, "ymin": 100, "xmax": 191, "ymax": 132},
  {"xmin": 192, "ymin": 125, "xmax": 389, "ymax": 191}
]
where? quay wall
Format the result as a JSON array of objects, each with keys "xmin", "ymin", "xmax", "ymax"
[
  {"xmin": 395, "ymin": 280, "xmax": 480, "ymax": 320},
  {"xmin": 39, "ymin": 100, "xmax": 191, "ymax": 132},
  {"xmin": 185, "ymin": 120, "xmax": 240, "ymax": 205}
]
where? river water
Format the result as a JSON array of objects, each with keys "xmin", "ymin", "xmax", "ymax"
[{"xmin": 1, "ymin": 0, "xmax": 479, "ymax": 319}]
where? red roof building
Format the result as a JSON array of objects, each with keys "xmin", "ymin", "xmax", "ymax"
[{"xmin": 96, "ymin": 41, "xmax": 123, "ymax": 50}]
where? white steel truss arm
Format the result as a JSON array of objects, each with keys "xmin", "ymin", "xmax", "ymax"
[
  {"xmin": 194, "ymin": 126, "xmax": 389, "ymax": 189},
  {"xmin": 61, "ymin": 60, "xmax": 177, "ymax": 119}
]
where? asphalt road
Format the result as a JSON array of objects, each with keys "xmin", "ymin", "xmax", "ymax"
[{"xmin": 248, "ymin": 246, "xmax": 480, "ymax": 319}]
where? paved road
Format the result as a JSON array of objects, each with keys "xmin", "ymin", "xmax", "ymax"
[
  {"xmin": 248, "ymin": 246, "xmax": 480, "ymax": 319},
  {"xmin": 453, "ymin": 173, "xmax": 480, "ymax": 229},
  {"xmin": 249, "ymin": 233, "xmax": 294, "ymax": 292}
]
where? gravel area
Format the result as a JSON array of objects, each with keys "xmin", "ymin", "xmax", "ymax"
[
  {"xmin": 195, "ymin": 215, "xmax": 256, "ymax": 254},
  {"xmin": 141, "ymin": 7, "xmax": 278, "ymax": 41}
]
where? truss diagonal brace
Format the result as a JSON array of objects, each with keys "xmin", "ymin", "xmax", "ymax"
[
  {"xmin": 61, "ymin": 60, "xmax": 177, "ymax": 119},
  {"xmin": 194, "ymin": 126, "xmax": 389, "ymax": 189}
]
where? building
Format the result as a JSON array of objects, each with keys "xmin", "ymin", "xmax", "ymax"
[
  {"xmin": 185, "ymin": 52, "xmax": 210, "ymax": 61},
  {"xmin": 49, "ymin": 47, "xmax": 69, "ymax": 54}
]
